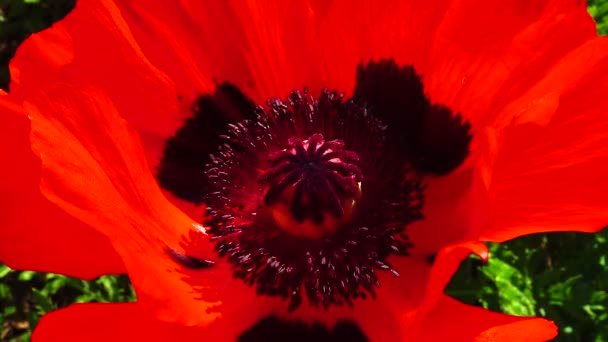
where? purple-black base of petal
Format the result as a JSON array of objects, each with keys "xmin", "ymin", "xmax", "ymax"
[
  {"xmin": 157, "ymin": 83, "xmax": 256, "ymax": 203},
  {"xmin": 353, "ymin": 59, "xmax": 472, "ymax": 175},
  {"xmin": 239, "ymin": 316, "xmax": 368, "ymax": 342}
]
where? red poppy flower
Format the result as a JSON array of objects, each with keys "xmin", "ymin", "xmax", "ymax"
[{"xmin": 2, "ymin": 0, "xmax": 607, "ymax": 340}]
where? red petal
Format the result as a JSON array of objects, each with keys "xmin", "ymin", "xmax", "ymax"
[
  {"xmin": 0, "ymin": 97, "xmax": 125, "ymax": 279},
  {"xmin": 59, "ymin": 0, "xmax": 182, "ymax": 138},
  {"xmin": 421, "ymin": 242, "xmax": 488, "ymax": 311},
  {"xmin": 9, "ymin": 22, "xmax": 72, "ymax": 102},
  {"xmin": 34, "ymin": 300, "xmax": 277, "ymax": 341},
  {"xmin": 110, "ymin": 0, "xmax": 216, "ymax": 101},
  {"xmin": 424, "ymin": 0, "xmax": 596, "ymax": 127},
  {"xmin": 114, "ymin": 0, "xmax": 324, "ymax": 102},
  {"xmin": 24, "ymin": 83, "xmax": 288, "ymax": 331},
  {"xmin": 221, "ymin": 0, "xmax": 326, "ymax": 99},
  {"xmin": 25, "ymin": 83, "xmax": 221, "ymax": 324},
  {"xmin": 33, "ymin": 303, "xmax": 198, "ymax": 341},
  {"xmin": 319, "ymin": 0, "xmax": 451, "ymax": 94},
  {"xmin": 474, "ymin": 318, "xmax": 558, "ymax": 342},
  {"xmin": 408, "ymin": 295, "xmax": 557, "ymax": 341},
  {"xmin": 481, "ymin": 46, "xmax": 608, "ymax": 241},
  {"xmin": 488, "ymin": 38, "xmax": 608, "ymax": 130},
  {"xmin": 407, "ymin": 166, "xmax": 490, "ymax": 255}
]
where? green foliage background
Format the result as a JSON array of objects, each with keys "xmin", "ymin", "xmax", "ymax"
[{"xmin": 0, "ymin": 0, "xmax": 607, "ymax": 341}]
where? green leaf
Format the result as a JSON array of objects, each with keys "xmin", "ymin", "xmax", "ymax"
[
  {"xmin": 480, "ymin": 257, "xmax": 537, "ymax": 316},
  {"xmin": 17, "ymin": 271, "xmax": 36, "ymax": 282},
  {"xmin": 0, "ymin": 264, "xmax": 12, "ymax": 279},
  {"xmin": 31, "ymin": 288, "xmax": 56, "ymax": 315}
]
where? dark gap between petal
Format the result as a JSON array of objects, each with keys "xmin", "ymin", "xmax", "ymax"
[{"xmin": 157, "ymin": 83, "xmax": 256, "ymax": 203}]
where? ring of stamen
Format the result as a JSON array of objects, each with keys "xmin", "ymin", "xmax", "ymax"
[{"xmin": 201, "ymin": 89, "xmax": 424, "ymax": 311}]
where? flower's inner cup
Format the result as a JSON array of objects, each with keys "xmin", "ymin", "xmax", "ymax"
[
  {"xmin": 259, "ymin": 134, "xmax": 362, "ymax": 239},
  {"xmin": 195, "ymin": 88, "xmax": 426, "ymax": 312},
  {"xmin": 158, "ymin": 60, "xmax": 472, "ymax": 311}
]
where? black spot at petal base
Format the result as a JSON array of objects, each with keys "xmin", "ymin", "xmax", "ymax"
[
  {"xmin": 353, "ymin": 59, "xmax": 428, "ymax": 133},
  {"xmin": 353, "ymin": 59, "xmax": 472, "ymax": 175},
  {"xmin": 157, "ymin": 83, "xmax": 256, "ymax": 203},
  {"xmin": 411, "ymin": 104, "xmax": 472, "ymax": 175},
  {"xmin": 239, "ymin": 316, "xmax": 369, "ymax": 342},
  {"xmin": 165, "ymin": 246, "xmax": 215, "ymax": 269}
]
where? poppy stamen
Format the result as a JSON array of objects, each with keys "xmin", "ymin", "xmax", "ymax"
[{"xmin": 194, "ymin": 88, "xmax": 424, "ymax": 311}]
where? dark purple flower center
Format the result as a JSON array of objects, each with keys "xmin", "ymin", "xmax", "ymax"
[
  {"xmin": 200, "ymin": 89, "xmax": 424, "ymax": 310},
  {"xmin": 158, "ymin": 59, "xmax": 472, "ymax": 312}
]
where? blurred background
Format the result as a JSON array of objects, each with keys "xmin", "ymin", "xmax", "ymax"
[{"xmin": 0, "ymin": 0, "xmax": 607, "ymax": 341}]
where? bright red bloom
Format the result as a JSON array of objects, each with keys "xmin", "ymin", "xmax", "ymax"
[{"xmin": 2, "ymin": 0, "xmax": 608, "ymax": 340}]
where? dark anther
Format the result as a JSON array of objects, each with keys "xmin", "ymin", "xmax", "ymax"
[
  {"xmin": 353, "ymin": 59, "xmax": 472, "ymax": 175},
  {"xmin": 239, "ymin": 316, "xmax": 369, "ymax": 342},
  {"xmin": 258, "ymin": 134, "xmax": 362, "ymax": 225},
  {"xmin": 165, "ymin": 246, "xmax": 215, "ymax": 269}
]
